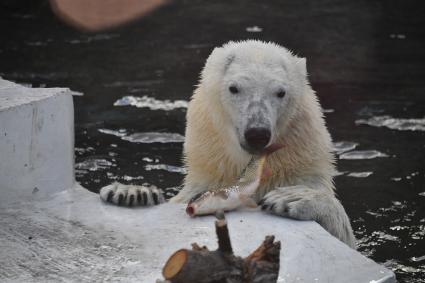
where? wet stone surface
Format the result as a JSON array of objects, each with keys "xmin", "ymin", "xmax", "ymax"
[{"xmin": 1, "ymin": 0, "xmax": 424, "ymax": 282}]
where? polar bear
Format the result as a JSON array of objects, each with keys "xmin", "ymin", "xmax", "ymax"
[{"xmin": 100, "ymin": 40, "xmax": 356, "ymax": 248}]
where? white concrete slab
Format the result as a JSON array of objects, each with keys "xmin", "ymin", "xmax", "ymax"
[
  {"xmin": 0, "ymin": 185, "xmax": 395, "ymax": 283},
  {"xmin": 0, "ymin": 78, "xmax": 76, "ymax": 203}
]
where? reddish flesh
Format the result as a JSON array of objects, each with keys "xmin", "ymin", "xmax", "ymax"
[{"xmin": 186, "ymin": 205, "xmax": 195, "ymax": 216}]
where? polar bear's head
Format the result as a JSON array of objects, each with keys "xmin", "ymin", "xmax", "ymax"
[{"xmin": 199, "ymin": 40, "xmax": 308, "ymax": 154}]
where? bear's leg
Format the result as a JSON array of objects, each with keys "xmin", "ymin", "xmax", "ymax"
[
  {"xmin": 99, "ymin": 182, "xmax": 165, "ymax": 206},
  {"xmin": 260, "ymin": 185, "xmax": 356, "ymax": 249}
]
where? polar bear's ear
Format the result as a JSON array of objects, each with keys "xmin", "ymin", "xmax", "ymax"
[
  {"xmin": 294, "ymin": 57, "xmax": 307, "ymax": 77},
  {"xmin": 205, "ymin": 47, "xmax": 235, "ymax": 74},
  {"xmin": 224, "ymin": 53, "xmax": 236, "ymax": 72}
]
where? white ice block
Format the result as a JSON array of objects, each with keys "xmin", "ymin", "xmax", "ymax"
[{"xmin": 0, "ymin": 77, "xmax": 76, "ymax": 203}]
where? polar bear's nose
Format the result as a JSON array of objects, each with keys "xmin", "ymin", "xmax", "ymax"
[{"xmin": 244, "ymin": 127, "xmax": 271, "ymax": 150}]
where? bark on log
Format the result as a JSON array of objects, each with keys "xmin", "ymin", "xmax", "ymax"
[{"xmin": 161, "ymin": 213, "xmax": 281, "ymax": 283}]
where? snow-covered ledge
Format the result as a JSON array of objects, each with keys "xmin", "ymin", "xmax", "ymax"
[
  {"xmin": 0, "ymin": 78, "xmax": 395, "ymax": 282},
  {"xmin": 0, "ymin": 77, "xmax": 76, "ymax": 203}
]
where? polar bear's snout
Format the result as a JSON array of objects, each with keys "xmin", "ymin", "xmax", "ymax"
[
  {"xmin": 244, "ymin": 127, "xmax": 271, "ymax": 152},
  {"xmin": 243, "ymin": 101, "xmax": 272, "ymax": 152}
]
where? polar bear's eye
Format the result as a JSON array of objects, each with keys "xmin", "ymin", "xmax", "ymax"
[
  {"xmin": 229, "ymin": 86, "xmax": 239, "ymax": 94},
  {"xmin": 276, "ymin": 90, "xmax": 286, "ymax": 98}
]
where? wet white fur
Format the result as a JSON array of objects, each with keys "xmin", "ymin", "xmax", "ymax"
[{"xmin": 170, "ymin": 40, "xmax": 356, "ymax": 248}]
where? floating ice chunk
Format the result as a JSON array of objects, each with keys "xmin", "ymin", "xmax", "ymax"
[
  {"xmin": 355, "ymin": 115, "xmax": 425, "ymax": 131},
  {"xmin": 347, "ymin": 172, "xmax": 373, "ymax": 178},
  {"xmin": 339, "ymin": 150, "xmax": 388, "ymax": 160},
  {"xmin": 98, "ymin": 128, "xmax": 127, "ymax": 137},
  {"xmin": 99, "ymin": 129, "xmax": 184, "ymax": 143},
  {"xmin": 114, "ymin": 95, "xmax": 188, "ymax": 110},
  {"xmin": 323, "ymin": 108, "xmax": 335, "ymax": 113},
  {"xmin": 333, "ymin": 141, "xmax": 359, "ymax": 154},
  {"xmin": 411, "ymin": 255, "xmax": 425, "ymax": 262},
  {"xmin": 122, "ymin": 175, "xmax": 144, "ymax": 181},
  {"xmin": 246, "ymin": 26, "xmax": 263, "ymax": 32},
  {"xmin": 123, "ymin": 132, "xmax": 184, "ymax": 143},
  {"xmin": 145, "ymin": 164, "xmax": 187, "ymax": 174},
  {"xmin": 75, "ymin": 147, "xmax": 95, "ymax": 154},
  {"xmin": 370, "ymin": 231, "xmax": 400, "ymax": 243},
  {"xmin": 75, "ymin": 159, "xmax": 114, "ymax": 172},
  {"xmin": 389, "ymin": 225, "xmax": 409, "ymax": 231},
  {"xmin": 391, "ymin": 177, "xmax": 402, "ymax": 182},
  {"xmin": 419, "ymin": 192, "xmax": 425, "ymax": 197}
]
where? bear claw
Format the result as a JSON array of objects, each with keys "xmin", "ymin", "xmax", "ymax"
[{"xmin": 99, "ymin": 182, "xmax": 165, "ymax": 207}]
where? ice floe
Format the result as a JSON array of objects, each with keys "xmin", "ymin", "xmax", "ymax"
[
  {"xmin": 347, "ymin": 172, "xmax": 373, "ymax": 178},
  {"xmin": 98, "ymin": 129, "xmax": 184, "ymax": 143},
  {"xmin": 246, "ymin": 26, "xmax": 263, "ymax": 32},
  {"xmin": 114, "ymin": 95, "xmax": 188, "ymax": 110},
  {"xmin": 98, "ymin": 128, "xmax": 127, "ymax": 137},
  {"xmin": 339, "ymin": 150, "xmax": 389, "ymax": 160},
  {"xmin": 356, "ymin": 115, "xmax": 425, "ymax": 132},
  {"xmin": 123, "ymin": 132, "xmax": 185, "ymax": 143},
  {"xmin": 145, "ymin": 164, "xmax": 187, "ymax": 174},
  {"xmin": 333, "ymin": 141, "xmax": 359, "ymax": 154},
  {"xmin": 75, "ymin": 159, "xmax": 114, "ymax": 172}
]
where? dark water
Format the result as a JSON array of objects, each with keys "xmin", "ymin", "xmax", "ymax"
[{"xmin": 1, "ymin": 0, "xmax": 424, "ymax": 281}]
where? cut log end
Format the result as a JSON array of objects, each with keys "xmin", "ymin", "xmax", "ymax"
[
  {"xmin": 163, "ymin": 249, "xmax": 188, "ymax": 280},
  {"xmin": 160, "ymin": 213, "xmax": 281, "ymax": 282}
]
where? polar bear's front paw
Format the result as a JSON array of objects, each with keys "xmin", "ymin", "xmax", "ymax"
[
  {"xmin": 259, "ymin": 185, "xmax": 330, "ymax": 221},
  {"xmin": 99, "ymin": 182, "xmax": 165, "ymax": 207},
  {"xmin": 259, "ymin": 185, "xmax": 357, "ymax": 248}
]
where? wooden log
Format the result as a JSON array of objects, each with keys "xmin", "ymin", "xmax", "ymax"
[
  {"xmin": 244, "ymin": 236, "xmax": 281, "ymax": 283},
  {"xmin": 162, "ymin": 249, "xmax": 238, "ymax": 283},
  {"xmin": 161, "ymin": 213, "xmax": 280, "ymax": 283},
  {"xmin": 215, "ymin": 217, "xmax": 233, "ymax": 254}
]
